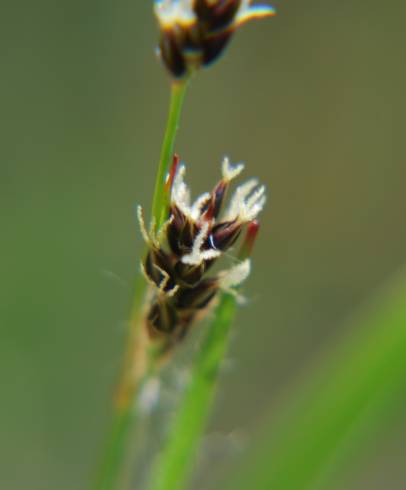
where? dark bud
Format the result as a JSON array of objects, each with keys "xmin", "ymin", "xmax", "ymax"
[
  {"xmin": 144, "ymin": 248, "xmax": 177, "ymax": 293},
  {"xmin": 201, "ymin": 32, "xmax": 233, "ymax": 66},
  {"xmin": 194, "ymin": 0, "xmax": 241, "ymax": 33},
  {"xmin": 165, "ymin": 153, "xmax": 181, "ymax": 195},
  {"xmin": 239, "ymin": 219, "xmax": 260, "ymax": 259},
  {"xmin": 208, "ymin": 220, "xmax": 242, "ymax": 251},
  {"xmin": 159, "ymin": 30, "xmax": 187, "ymax": 78},
  {"xmin": 175, "ymin": 278, "xmax": 218, "ymax": 310},
  {"xmin": 167, "ymin": 205, "xmax": 198, "ymax": 256},
  {"xmin": 174, "ymin": 261, "xmax": 206, "ymax": 288},
  {"xmin": 147, "ymin": 300, "xmax": 178, "ymax": 336},
  {"xmin": 201, "ymin": 180, "xmax": 228, "ymax": 220},
  {"xmin": 155, "ymin": 0, "xmax": 275, "ymax": 78}
]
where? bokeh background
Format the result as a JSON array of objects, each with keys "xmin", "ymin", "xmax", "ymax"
[{"xmin": 1, "ymin": 0, "xmax": 406, "ymax": 489}]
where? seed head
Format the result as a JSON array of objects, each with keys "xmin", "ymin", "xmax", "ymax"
[
  {"xmin": 138, "ymin": 155, "xmax": 266, "ymax": 354},
  {"xmin": 154, "ymin": 0, "xmax": 276, "ymax": 78}
]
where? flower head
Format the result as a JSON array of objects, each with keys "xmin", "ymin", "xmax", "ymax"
[
  {"xmin": 154, "ymin": 0, "xmax": 276, "ymax": 78},
  {"xmin": 138, "ymin": 154, "xmax": 266, "ymax": 352}
]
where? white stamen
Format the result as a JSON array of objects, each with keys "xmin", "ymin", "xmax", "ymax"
[
  {"xmin": 219, "ymin": 259, "xmax": 251, "ymax": 289},
  {"xmin": 181, "ymin": 221, "xmax": 221, "ymax": 265},
  {"xmin": 222, "ymin": 157, "xmax": 245, "ymax": 182}
]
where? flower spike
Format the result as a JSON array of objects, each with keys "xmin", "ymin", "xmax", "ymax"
[
  {"xmin": 154, "ymin": 0, "xmax": 276, "ymax": 78},
  {"xmin": 140, "ymin": 154, "xmax": 266, "ymax": 352}
]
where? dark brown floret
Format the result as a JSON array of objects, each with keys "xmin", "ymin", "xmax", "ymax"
[
  {"xmin": 201, "ymin": 32, "xmax": 232, "ymax": 66},
  {"xmin": 208, "ymin": 220, "xmax": 241, "ymax": 250},
  {"xmin": 157, "ymin": 0, "xmax": 241, "ymax": 77},
  {"xmin": 159, "ymin": 30, "xmax": 186, "ymax": 78},
  {"xmin": 147, "ymin": 300, "xmax": 178, "ymax": 335},
  {"xmin": 201, "ymin": 180, "xmax": 228, "ymax": 220},
  {"xmin": 194, "ymin": 0, "xmax": 241, "ymax": 32},
  {"xmin": 141, "ymin": 154, "xmax": 262, "ymax": 354},
  {"xmin": 156, "ymin": 0, "xmax": 275, "ymax": 78},
  {"xmin": 167, "ymin": 205, "xmax": 198, "ymax": 256},
  {"xmin": 144, "ymin": 248, "xmax": 177, "ymax": 292},
  {"xmin": 175, "ymin": 278, "xmax": 218, "ymax": 310}
]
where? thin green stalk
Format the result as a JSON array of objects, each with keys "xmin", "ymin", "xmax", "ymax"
[
  {"xmin": 146, "ymin": 293, "xmax": 237, "ymax": 490},
  {"xmin": 152, "ymin": 80, "xmax": 189, "ymax": 229},
  {"xmin": 92, "ymin": 79, "xmax": 189, "ymax": 490},
  {"xmin": 92, "ymin": 409, "xmax": 134, "ymax": 490}
]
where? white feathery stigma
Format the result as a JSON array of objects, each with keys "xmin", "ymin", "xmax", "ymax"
[
  {"xmin": 181, "ymin": 221, "xmax": 221, "ymax": 265},
  {"xmin": 190, "ymin": 192, "xmax": 211, "ymax": 220},
  {"xmin": 171, "ymin": 164, "xmax": 211, "ymax": 221},
  {"xmin": 219, "ymin": 259, "xmax": 251, "ymax": 289},
  {"xmin": 222, "ymin": 156, "xmax": 245, "ymax": 182},
  {"xmin": 171, "ymin": 164, "xmax": 191, "ymax": 215},
  {"xmin": 154, "ymin": 0, "xmax": 196, "ymax": 29},
  {"xmin": 224, "ymin": 178, "xmax": 266, "ymax": 222}
]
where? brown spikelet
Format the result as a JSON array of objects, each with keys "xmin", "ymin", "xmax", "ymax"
[
  {"xmin": 139, "ymin": 155, "xmax": 265, "ymax": 356},
  {"xmin": 154, "ymin": 0, "xmax": 276, "ymax": 78}
]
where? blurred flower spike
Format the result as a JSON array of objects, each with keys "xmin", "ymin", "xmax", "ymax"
[
  {"xmin": 138, "ymin": 155, "xmax": 266, "ymax": 354},
  {"xmin": 155, "ymin": 0, "xmax": 276, "ymax": 78}
]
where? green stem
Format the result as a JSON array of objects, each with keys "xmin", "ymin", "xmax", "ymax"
[
  {"xmin": 152, "ymin": 80, "xmax": 189, "ymax": 229},
  {"xmin": 146, "ymin": 293, "xmax": 237, "ymax": 490},
  {"xmin": 92, "ymin": 409, "xmax": 134, "ymax": 490},
  {"xmin": 92, "ymin": 79, "xmax": 189, "ymax": 490}
]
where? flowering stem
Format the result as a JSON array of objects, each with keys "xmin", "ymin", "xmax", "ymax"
[
  {"xmin": 92, "ymin": 79, "xmax": 189, "ymax": 490},
  {"xmin": 145, "ymin": 293, "xmax": 237, "ymax": 490},
  {"xmin": 152, "ymin": 80, "xmax": 189, "ymax": 229}
]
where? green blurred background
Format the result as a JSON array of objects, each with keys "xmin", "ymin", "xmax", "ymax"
[{"xmin": 1, "ymin": 0, "xmax": 406, "ymax": 488}]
